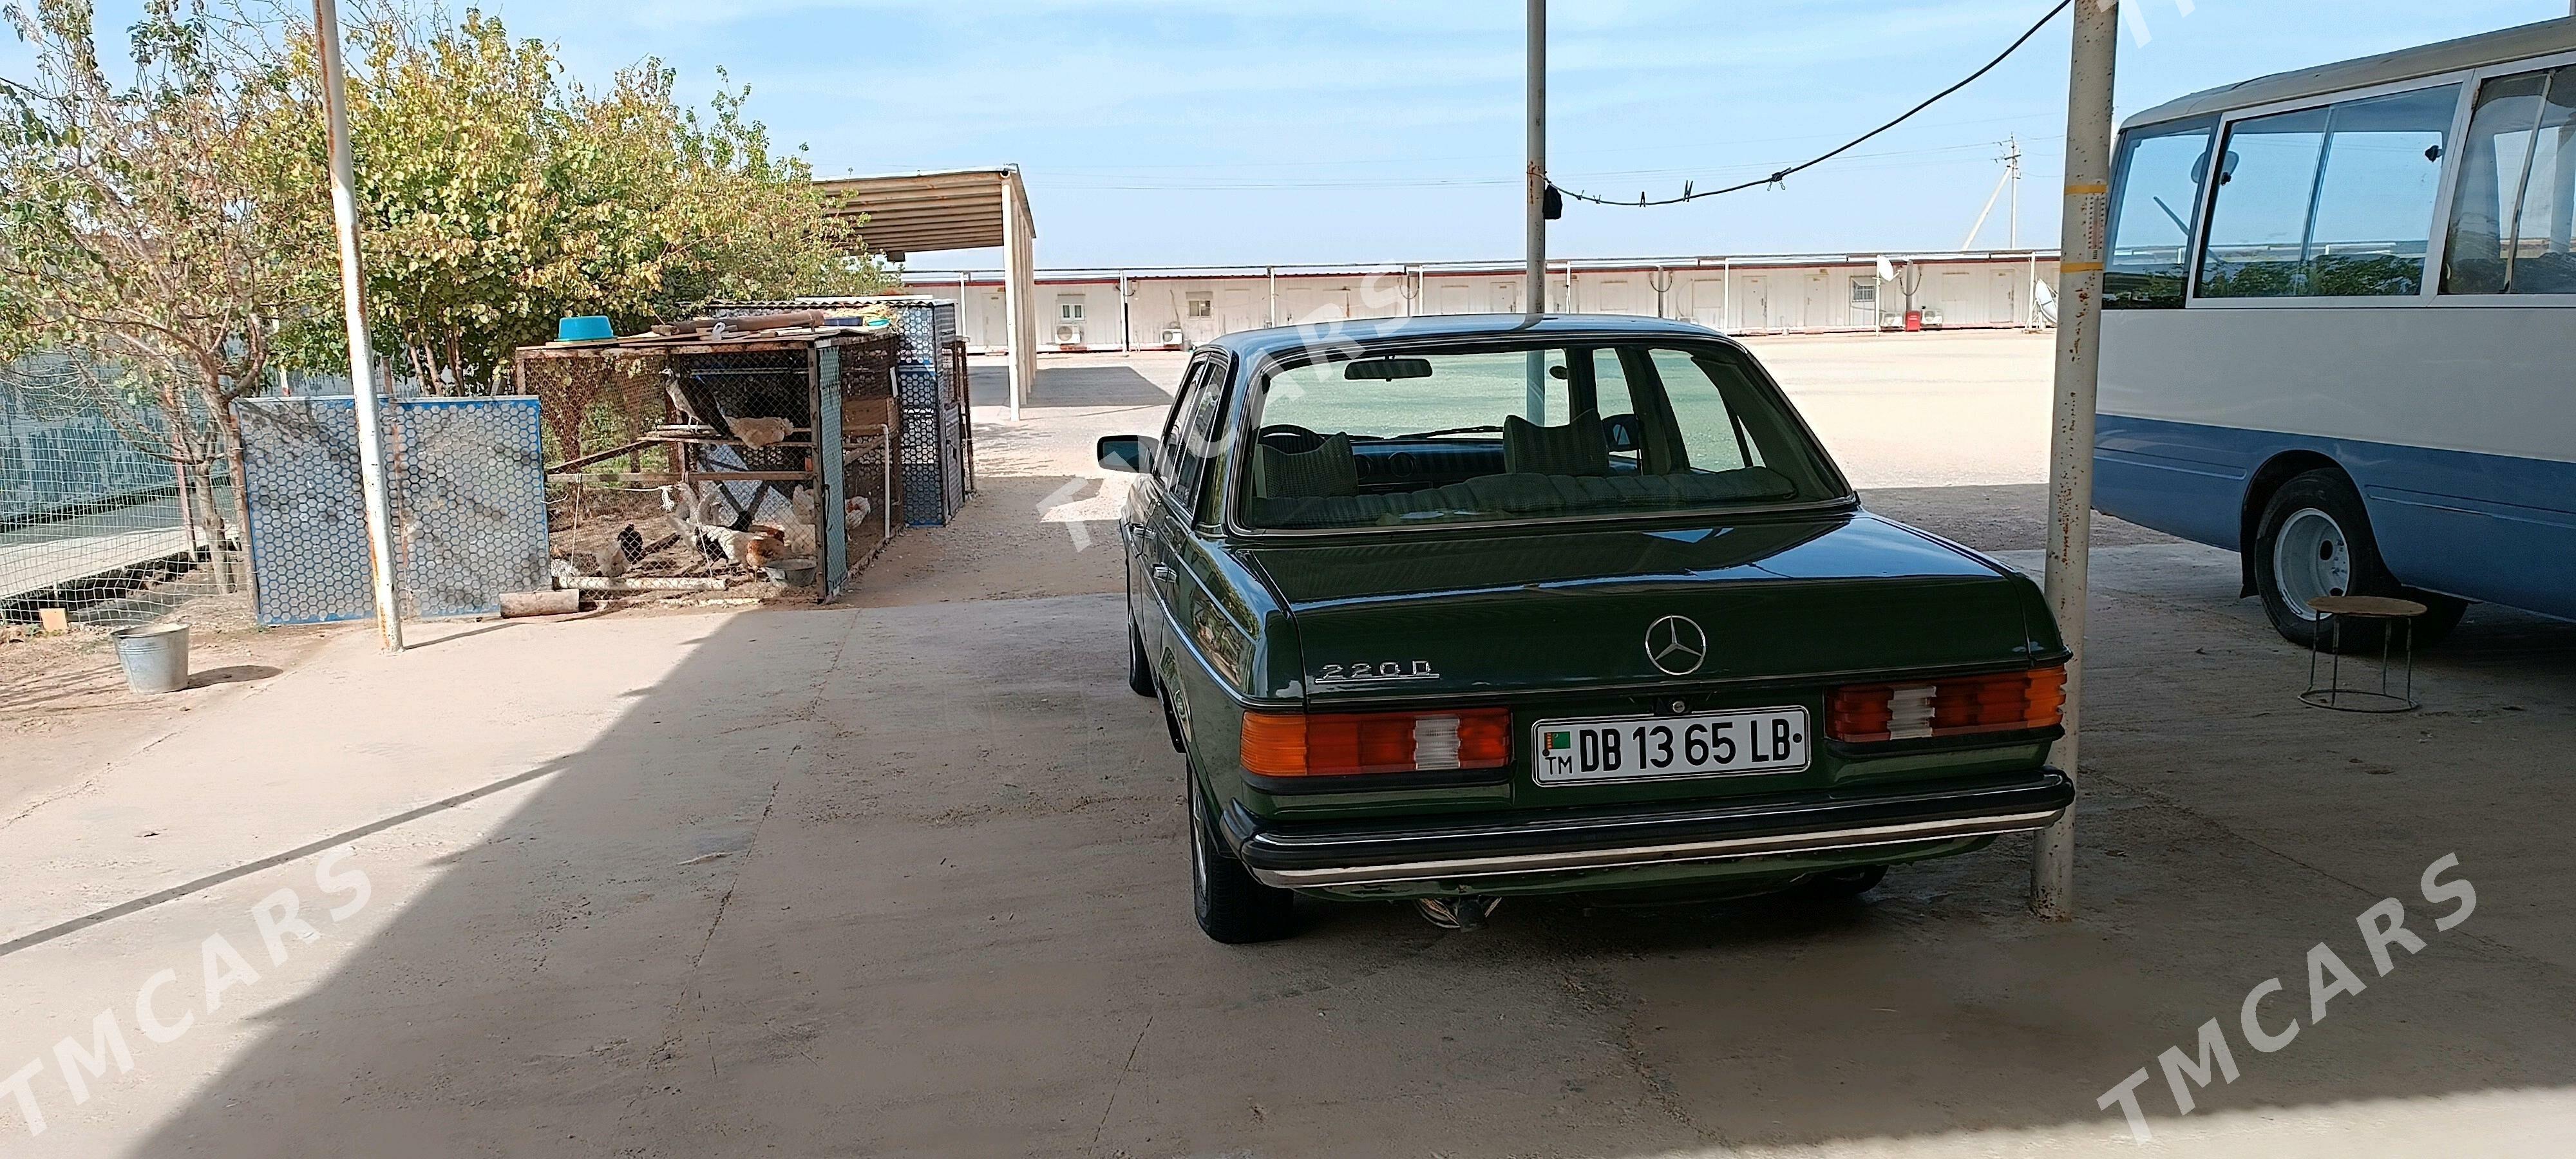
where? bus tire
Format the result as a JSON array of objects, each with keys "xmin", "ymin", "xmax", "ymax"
[{"xmin": 2253, "ymin": 469, "xmax": 2456, "ymax": 653}]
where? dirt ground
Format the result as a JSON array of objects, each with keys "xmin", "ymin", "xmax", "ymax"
[{"xmin": 3, "ymin": 332, "xmax": 2570, "ymax": 1158}]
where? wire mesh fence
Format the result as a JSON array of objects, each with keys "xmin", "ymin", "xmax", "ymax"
[
  {"xmin": 516, "ymin": 328, "xmax": 903, "ymax": 599},
  {"xmin": 1, "ymin": 353, "xmax": 246, "ymax": 631}
]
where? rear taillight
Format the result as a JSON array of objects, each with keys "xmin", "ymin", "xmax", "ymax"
[
  {"xmin": 1241, "ymin": 708, "xmax": 1512, "ymax": 778},
  {"xmin": 1826, "ymin": 666, "xmax": 2065, "ymax": 743}
]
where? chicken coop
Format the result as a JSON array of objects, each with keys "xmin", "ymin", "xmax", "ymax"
[
  {"xmin": 515, "ymin": 317, "xmax": 902, "ymax": 601},
  {"xmin": 711, "ymin": 297, "xmax": 974, "ymax": 526}
]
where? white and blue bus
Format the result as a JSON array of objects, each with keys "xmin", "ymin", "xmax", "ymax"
[{"xmin": 2098, "ymin": 16, "xmax": 2576, "ymax": 648}]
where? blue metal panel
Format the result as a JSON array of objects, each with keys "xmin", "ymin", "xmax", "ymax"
[
  {"xmin": 236, "ymin": 396, "xmax": 551, "ymax": 626},
  {"xmin": 391, "ymin": 397, "xmax": 551, "ymax": 619},
  {"xmin": 815, "ymin": 348, "xmax": 849, "ymax": 597},
  {"xmin": 2095, "ymin": 413, "xmax": 2576, "ymax": 619},
  {"xmin": 237, "ymin": 398, "xmax": 374, "ymax": 625}
]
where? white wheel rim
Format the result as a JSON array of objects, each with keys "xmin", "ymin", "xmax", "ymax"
[{"xmin": 2273, "ymin": 507, "xmax": 2353, "ymax": 620}]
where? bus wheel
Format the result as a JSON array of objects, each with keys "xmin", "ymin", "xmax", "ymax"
[{"xmin": 2253, "ymin": 470, "xmax": 2462, "ymax": 653}]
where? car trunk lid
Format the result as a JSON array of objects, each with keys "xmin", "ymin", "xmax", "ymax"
[{"xmin": 1240, "ymin": 514, "xmax": 2048, "ymax": 704}]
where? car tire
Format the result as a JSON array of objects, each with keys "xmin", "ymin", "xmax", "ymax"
[
  {"xmin": 2252, "ymin": 469, "xmax": 2460, "ymax": 653},
  {"xmin": 1189, "ymin": 769, "xmax": 1296, "ymax": 944},
  {"xmin": 1795, "ymin": 864, "xmax": 1886, "ymax": 900},
  {"xmin": 1126, "ymin": 621, "xmax": 1157, "ymax": 697}
]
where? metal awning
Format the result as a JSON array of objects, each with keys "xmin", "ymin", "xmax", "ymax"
[
  {"xmin": 817, "ymin": 168, "xmax": 1030, "ymax": 258},
  {"xmin": 813, "ymin": 168, "xmax": 1039, "ymax": 418}
]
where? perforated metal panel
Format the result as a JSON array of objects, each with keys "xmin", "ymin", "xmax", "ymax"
[
  {"xmin": 868, "ymin": 299, "xmax": 965, "ymax": 526},
  {"xmin": 236, "ymin": 397, "xmax": 550, "ymax": 626},
  {"xmin": 390, "ymin": 398, "xmax": 551, "ymax": 619},
  {"xmin": 236, "ymin": 399, "xmax": 374, "ymax": 626}
]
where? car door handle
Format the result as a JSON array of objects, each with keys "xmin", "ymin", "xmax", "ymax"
[{"xmin": 1151, "ymin": 565, "xmax": 1177, "ymax": 582}]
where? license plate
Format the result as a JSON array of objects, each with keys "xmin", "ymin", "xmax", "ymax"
[{"xmin": 1531, "ymin": 707, "xmax": 1811, "ymax": 785}]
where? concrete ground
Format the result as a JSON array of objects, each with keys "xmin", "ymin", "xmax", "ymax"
[{"xmin": 3, "ymin": 332, "xmax": 2571, "ymax": 1157}]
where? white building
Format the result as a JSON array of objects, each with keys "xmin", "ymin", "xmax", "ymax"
[{"xmin": 900, "ymin": 249, "xmax": 2057, "ymax": 353}]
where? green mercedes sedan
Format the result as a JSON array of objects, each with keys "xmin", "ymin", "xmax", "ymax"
[{"xmin": 1100, "ymin": 315, "xmax": 2072, "ymax": 943}]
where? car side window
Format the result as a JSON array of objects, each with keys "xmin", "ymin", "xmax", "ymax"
[
  {"xmin": 1152, "ymin": 357, "xmax": 1227, "ymax": 519},
  {"xmin": 1155, "ymin": 362, "xmax": 1211, "ymax": 495},
  {"xmin": 1168, "ymin": 363, "xmax": 1230, "ymax": 520}
]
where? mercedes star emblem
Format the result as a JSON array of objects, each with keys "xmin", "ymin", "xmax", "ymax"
[{"xmin": 1645, "ymin": 614, "xmax": 1709, "ymax": 676}]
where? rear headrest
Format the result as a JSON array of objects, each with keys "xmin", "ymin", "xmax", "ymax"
[
  {"xmin": 1503, "ymin": 412, "xmax": 1610, "ymax": 476},
  {"xmin": 1254, "ymin": 431, "xmax": 1360, "ymax": 498}
]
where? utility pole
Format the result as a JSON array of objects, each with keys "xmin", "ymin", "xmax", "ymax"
[
  {"xmin": 1523, "ymin": 0, "xmax": 1549, "ymax": 422},
  {"xmin": 314, "ymin": 0, "xmax": 403, "ymax": 653},
  {"xmin": 1524, "ymin": 0, "xmax": 1546, "ymax": 322},
  {"xmin": 2007, "ymin": 135, "xmax": 2023, "ymax": 249},
  {"xmin": 2033, "ymin": 0, "xmax": 2118, "ymax": 919}
]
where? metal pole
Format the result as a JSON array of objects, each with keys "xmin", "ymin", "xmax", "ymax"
[
  {"xmin": 1524, "ymin": 0, "xmax": 1546, "ymax": 322},
  {"xmin": 2032, "ymin": 0, "xmax": 2118, "ymax": 920},
  {"xmin": 1002, "ymin": 173, "xmax": 1032, "ymax": 421},
  {"xmin": 2008, "ymin": 135, "xmax": 2023, "ymax": 249},
  {"xmin": 314, "ymin": 0, "xmax": 402, "ymax": 653},
  {"xmin": 1265, "ymin": 266, "xmax": 1278, "ymax": 326},
  {"xmin": 1524, "ymin": 0, "xmax": 1548, "ymax": 420},
  {"xmin": 2027, "ymin": 250, "xmax": 2040, "ymax": 329}
]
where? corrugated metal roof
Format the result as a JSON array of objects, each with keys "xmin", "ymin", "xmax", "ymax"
[
  {"xmin": 812, "ymin": 168, "xmax": 1033, "ymax": 256},
  {"xmin": 2124, "ymin": 16, "xmax": 2576, "ymax": 128}
]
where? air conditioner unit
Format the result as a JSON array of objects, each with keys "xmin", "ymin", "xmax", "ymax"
[{"xmin": 1054, "ymin": 325, "xmax": 1083, "ymax": 346}]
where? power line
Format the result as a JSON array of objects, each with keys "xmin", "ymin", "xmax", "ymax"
[{"xmin": 1558, "ymin": 0, "xmax": 2074, "ymax": 209}]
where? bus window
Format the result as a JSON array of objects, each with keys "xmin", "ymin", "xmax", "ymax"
[
  {"xmin": 2105, "ymin": 117, "xmax": 2214, "ymax": 308},
  {"xmin": 2443, "ymin": 65, "xmax": 2576, "ymax": 296},
  {"xmin": 2201, "ymin": 86, "xmax": 2458, "ymax": 298},
  {"xmin": 2201, "ymin": 107, "xmax": 2331, "ymax": 296}
]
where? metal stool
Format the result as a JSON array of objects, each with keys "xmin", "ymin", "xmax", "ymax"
[{"xmin": 2301, "ymin": 595, "xmax": 2423, "ymax": 713}]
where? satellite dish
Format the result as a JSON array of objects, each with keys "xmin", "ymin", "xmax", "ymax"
[
  {"xmin": 2033, "ymin": 278, "xmax": 2060, "ymax": 326},
  {"xmin": 1876, "ymin": 256, "xmax": 1898, "ymax": 282}
]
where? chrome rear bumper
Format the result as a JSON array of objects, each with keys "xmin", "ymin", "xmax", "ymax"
[{"xmin": 1229, "ymin": 770, "xmax": 2072, "ymax": 890}]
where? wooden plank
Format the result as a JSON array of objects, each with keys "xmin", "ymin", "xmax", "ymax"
[
  {"xmin": 498, "ymin": 589, "xmax": 582, "ymax": 616},
  {"xmin": 545, "ymin": 438, "xmax": 658, "ymax": 474}
]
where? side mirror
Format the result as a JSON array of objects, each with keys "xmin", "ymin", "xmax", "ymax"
[{"xmin": 1099, "ymin": 434, "xmax": 1157, "ymax": 474}]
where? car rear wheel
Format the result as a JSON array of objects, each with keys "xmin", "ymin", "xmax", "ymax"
[
  {"xmin": 2253, "ymin": 470, "xmax": 2463, "ymax": 653},
  {"xmin": 1190, "ymin": 769, "xmax": 1296, "ymax": 943},
  {"xmin": 1126, "ymin": 621, "xmax": 1157, "ymax": 697}
]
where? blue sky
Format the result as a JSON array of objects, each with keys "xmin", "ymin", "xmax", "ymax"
[{"xmin": 8, "ymin": 1, "xmax": 2566, "ymax": 269}]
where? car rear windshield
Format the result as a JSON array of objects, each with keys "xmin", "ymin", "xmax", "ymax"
[{"xmin": 1240, "ymin": 341, "xmax": 1846, "ymax": 531}]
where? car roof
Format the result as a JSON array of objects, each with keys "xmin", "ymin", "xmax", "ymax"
[
  {"xmin": 2122, "ymin": 15, "xmax": 2576, "ymax": 130},
  {"xmin": 1203, "ymin": 313, "xmax": 1745, "ymax": 366}
]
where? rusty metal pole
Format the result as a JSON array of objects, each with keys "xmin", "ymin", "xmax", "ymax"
[
  {"xmin": 1523, "ymin": 0, "xmax": 1549, "ymax": 420},
  {"xmin": 314, "ymin": 0, "xmax": 403, "ymax": 652},
  {"xmin": 2033, "ymin": 0, "xmax": 2118, "ymax": 918},
  {"xmin": 1524, "ymin": 0, "xmax": 1546, "ymax": 323}
]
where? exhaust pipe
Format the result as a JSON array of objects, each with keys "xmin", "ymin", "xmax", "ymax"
[{"xmin": 1416, "ymin": 896, "xmax": 1502, "ymax": 930}]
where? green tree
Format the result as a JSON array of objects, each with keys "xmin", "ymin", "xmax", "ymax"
[
  {"xmin": 268, "ymin": 4, "xmax": 884, "ymax": 391},
  {"xmin": 0, "ymin": 0, "xmax": 313, "ymax": 593}
]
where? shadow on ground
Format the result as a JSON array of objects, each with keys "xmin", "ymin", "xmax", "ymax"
[{"xmin": 120, "ymin": 536, "xmax": 2576, "ymax": 1156}]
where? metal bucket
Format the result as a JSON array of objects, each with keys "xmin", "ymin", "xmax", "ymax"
[{"xmin": 112, "ymin": 623, "xmax": 191, "ymax": 694}]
